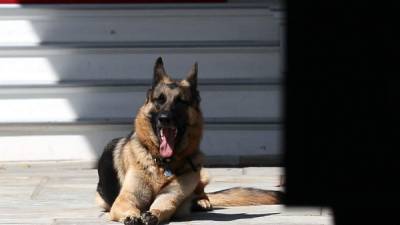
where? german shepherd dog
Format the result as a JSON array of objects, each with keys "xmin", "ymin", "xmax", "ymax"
[{"xmin": 96, "ymin": 57, "xmax": 282, "ymax": 225}]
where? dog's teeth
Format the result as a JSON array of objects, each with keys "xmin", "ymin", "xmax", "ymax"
[{"xmin": 160, "ymin": 129, "xmax": 163, "ymax": 136}]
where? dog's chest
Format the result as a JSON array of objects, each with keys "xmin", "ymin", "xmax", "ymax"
[{"xmin": 143, "ymin": 162, "xmax": 176, "ymax": 191}]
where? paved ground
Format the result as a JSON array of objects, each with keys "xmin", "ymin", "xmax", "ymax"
[{"xmin": 0, "ymin": 161, "xmax": 333, "ymax": 225}]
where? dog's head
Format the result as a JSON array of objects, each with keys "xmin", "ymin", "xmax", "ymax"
[{"xmin": 135, "ymin": 57, "xmax": 203, "ymax": 160}]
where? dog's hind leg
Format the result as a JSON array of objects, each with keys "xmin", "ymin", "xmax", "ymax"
[
  {"xmin": 173, "ymin": 191, "xmax": 212, "ymax": 220},
  {"xmin": 175, "ymin": 167, "xmax": 212, "ymax": 216},
  {"xmin": 191, "ymin": 167, "xmax": 212, "ymax": 211}
]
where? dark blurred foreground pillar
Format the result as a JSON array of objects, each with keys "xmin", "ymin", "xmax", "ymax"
[{"xmin": 283, "ymin": 1, "xmax": 399, "ymax": 224}]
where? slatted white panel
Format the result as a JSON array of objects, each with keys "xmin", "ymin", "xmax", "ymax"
[
  {"xmin": 0, "ymin": 8, "xmax": 280, "ymax": 46},
  {"xmin": 0, "ymin": 124, "xmax": 280, "ymax": 161},
  {"xmin": 0, "ymin": 47, "xmax": 280, "ymax": 85},
  {"xmin": 0, "ymin": 2, "xmax": 284, "ymax": 164},
  {"xmin": 0, "ymin": 86, "xmax": 281, "ymax": 122}
]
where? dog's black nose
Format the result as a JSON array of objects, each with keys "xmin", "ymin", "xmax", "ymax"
[{"xmin": 158, "ymin": 112, "xmax": 171, "ymax": 124}]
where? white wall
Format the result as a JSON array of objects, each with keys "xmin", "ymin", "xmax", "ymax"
[{"xmin": 0, "ymin": 1, "xmax": 284, "ymax": 165}]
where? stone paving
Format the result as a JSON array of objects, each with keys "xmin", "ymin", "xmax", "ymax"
[{"xmin": 0, "ymin": 161, "xmax": 333, "ymax": 225}]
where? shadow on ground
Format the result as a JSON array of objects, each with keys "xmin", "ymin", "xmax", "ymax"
[{"xmin": 176, "ymin": 211, "xmax": 280, "ymax": 222}]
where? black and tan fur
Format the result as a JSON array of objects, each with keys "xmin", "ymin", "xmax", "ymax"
[{"xmin": 96, "ymin": 57, "xmax": 282, "ymax": 225}]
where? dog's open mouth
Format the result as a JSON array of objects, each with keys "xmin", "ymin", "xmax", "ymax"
[{"xmin": 159, "ymin": 127, "xmax": 177, "ymax": 158}]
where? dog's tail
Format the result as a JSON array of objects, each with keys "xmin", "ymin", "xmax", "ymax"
[{"xmin": 207, "ymin": 187, "xmax": 282, "ymax": 207}]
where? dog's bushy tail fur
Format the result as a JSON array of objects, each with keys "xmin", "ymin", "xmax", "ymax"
[{"xmin": 207, "ymin": 187, "xmax": 282, "ymax": 207}]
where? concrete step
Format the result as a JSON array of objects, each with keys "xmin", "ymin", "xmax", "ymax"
[{"xmin": 0, "ymin": 163, "xmax": 331, "ymax": 225}]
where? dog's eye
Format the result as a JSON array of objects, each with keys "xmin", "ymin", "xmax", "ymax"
[{"xmin": 156, "ymin": 94, "xmax": 166, "ymax": 105}]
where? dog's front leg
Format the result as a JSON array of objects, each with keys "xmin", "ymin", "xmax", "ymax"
[
  {"xmin": 109, "ymin": 169, "xmax": 153, "ymax": 224},
  {"xmin": 143, "ymin": 171, "xmax": 200, "ymax": 224}
]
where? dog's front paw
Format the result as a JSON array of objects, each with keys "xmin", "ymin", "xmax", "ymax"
[
  {"xmin": 140, "ymin": 211, "xmax": 159, "ymax": 225},
  {"xmin": 124, "ymin": 216, "xmax": 144, "ymax": 225}
]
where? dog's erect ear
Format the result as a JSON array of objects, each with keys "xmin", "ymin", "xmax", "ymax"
[
  {"xmin": 185, "ymin": 62, "xmax": 198, "ymax": 90},
  {"xmin": 153, "ymin": 57, "xmax": 167, "ymax": 87},
  {"xmin": 185, "ymin": 62, "xmax": 201, "ymax": 104}
]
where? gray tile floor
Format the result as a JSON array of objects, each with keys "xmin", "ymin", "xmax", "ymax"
[{"xmin": 0, "ymin": 161, "xmax": 333, "ymax": 225}]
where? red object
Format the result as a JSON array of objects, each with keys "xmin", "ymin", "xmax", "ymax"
[{"xmin": 0, "ymin": 0, "xmax": 225, "ymax": 3}]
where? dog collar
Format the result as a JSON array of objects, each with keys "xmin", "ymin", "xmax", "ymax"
[
  {"xmin": 164, "ymin": 167, "xmax": 173, "ymax": 177},
  {"xmin": 154, "ymin": 157, "xmax": 174, "ymax": 177}
]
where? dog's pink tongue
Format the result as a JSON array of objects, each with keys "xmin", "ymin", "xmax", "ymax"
[{"xmin": 160, "ymin": 128, "xmax": 175, "ymax": 158}]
